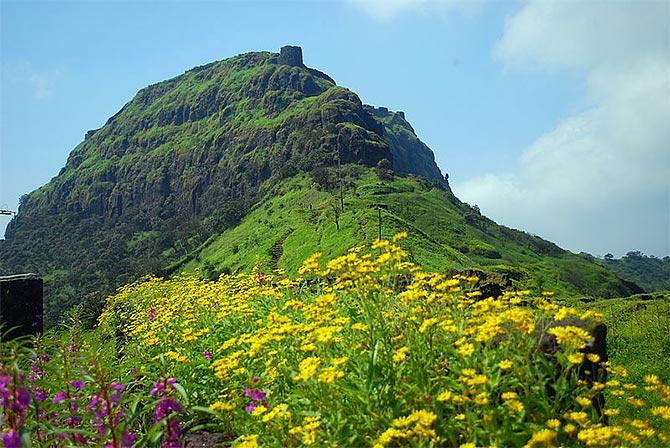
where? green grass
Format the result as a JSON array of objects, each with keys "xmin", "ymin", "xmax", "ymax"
[
  {"xmin": 176, "ymin": 169, "xmax": 637, "ymax": 299},
  {"xmin": 577, "ymin": 293, "xmax": 670, "ymax": 381}
]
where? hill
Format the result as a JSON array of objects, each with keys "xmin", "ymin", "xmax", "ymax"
[
  {"xmin": 597, "ymin": 252, "xmax": 670, "ymax": 292},
  {"xmin": 0, "ymin": 46, "xmax": 641, "ymax": 325},
  {"xmin": 174, "ymin": 168, "xmax": 641, "ymax": 300}
]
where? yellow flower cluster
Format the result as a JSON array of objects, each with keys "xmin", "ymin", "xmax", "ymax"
[
  {"xmin": 547, "ymin": 325, "xmax": 592, "ymax": 351},
  {"xmin": 374, "ymin": 410, "xmax": 438, "ymax": 447},
  {"xmin": 288, "ymin": 416, "xmax": 320, "ymax": 446},
  {"xmin": 98, "ymin": 233, "xmax": 669, "ymax": 448}
]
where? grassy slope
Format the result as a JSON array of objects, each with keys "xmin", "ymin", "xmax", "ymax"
[
  {"xmin": 570, "ymin": 292, "xmax": 670, "ymax": 424},
  {"xmin": 176, "ymin": 169, "xmax": 635, "ymax": 298}
]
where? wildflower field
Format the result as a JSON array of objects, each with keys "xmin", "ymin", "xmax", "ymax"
[{"xmin": 2, "ymin": 234, "xmax": 669, "ymax": 447}]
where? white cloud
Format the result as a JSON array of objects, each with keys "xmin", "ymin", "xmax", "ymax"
[
  {"xmin": 494, "ymin": 0, "xmax": 668, "ymax": 71},
  {"xmin": 347, "ymin": 0, "xmax": 480, "ymax": 22},
  {"xmin": 455, "ymin": 0, "xmax": 670, "ymax": 257},
  {"xmin": 3, "ymin": 63, "xmax": 63, "ymax": 99}
]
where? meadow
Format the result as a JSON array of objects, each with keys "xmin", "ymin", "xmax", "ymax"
[{"xmin": 1, "ymin": 234, "xmax": 669, "ymax": 447}]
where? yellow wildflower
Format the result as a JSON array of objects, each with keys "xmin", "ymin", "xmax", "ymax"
[
  {"xmin": 547, "ymin": 326, "xmax": 591, "ymax": 350},
  {"xmin": 393, "ymin": 346, "xmax": 410, "ymax": 362},
  {"xmin": 651, "ymin": 406, "xmax": 670, "ymax": 420},
  {"xmin": 498, "ymin": 359, "xmax": 513, "ymax": 370},
  {"xmin": 457, "ymin": 343, "xmax": 475, "ymax": 357},
  {"xmin": 293, "ymin": 357, "xmax": 321, "ymax": 382},
  {"xmin": 262, "ymin": 404, "xmax": 291, "ymax": 422},
  {"xmin": 437, "ymin": 390, "xmax": 453, "ymax": 402},
  {"xmin": 318, "ymin": 367, "xmax": 345, "ymax": 384},
  {"xmin": 233, "ymin": 435, "xmax": 259, "ymax": 448},
  {"xmin": 524, "ymin": 429, "xmax": 556, "ymax": 448}
]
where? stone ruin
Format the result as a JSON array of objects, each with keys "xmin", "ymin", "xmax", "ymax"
[
  {"xmin": 0, "ymin": 273, "xmax": 43, "ymax": 338},
  {"xmin": 278, "ymin": 45, "xmax": 304, "ymax": 67}
]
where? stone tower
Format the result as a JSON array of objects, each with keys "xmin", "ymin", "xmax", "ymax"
[{"xmin": 278, "ymin": 45, "xmax": 304, "ymax": 67}]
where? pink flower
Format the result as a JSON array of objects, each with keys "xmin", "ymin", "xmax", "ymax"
[
  {"xmin": 34, "ymin": 388, "xmax": 47, "ymax": 402},
  {"xmin": 69, "ymin": 380, "xmax": 85, "ymax": 391},
  {"xmin": 52, "ymin": 391, "xmax": 67, "ymax": 403},
  {"xmin": 121, "ymin": 430, "xmax": 136, "ymax": 447},
  {"xmin": 203, "ymin": 351, "xmax": 212, "ymax": 360},
  {"xmin": 243, "ymin": 388, "xmax": 266, "ymax": 401},
  {"xmin": 2, "ymin": 429, "xmax": 20, "ymax": 448}
]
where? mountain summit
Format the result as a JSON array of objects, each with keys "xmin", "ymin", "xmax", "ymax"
[{"xmin": 0, "ymin": 47, "xmax": 640, "ymax": 325}]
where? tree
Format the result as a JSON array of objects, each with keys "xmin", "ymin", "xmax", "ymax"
[
  {"xmin": 604, "ymin": 253, "xmax": 614, "ymax": 261},
  {"xmin": 625, "ymin": 251, "xmax": 644, "ymax": 259}
]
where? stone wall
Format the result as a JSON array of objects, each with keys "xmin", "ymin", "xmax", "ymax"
[{"xmin": 0, "ymin": 274, "xmax": 43, "ymax": 338}]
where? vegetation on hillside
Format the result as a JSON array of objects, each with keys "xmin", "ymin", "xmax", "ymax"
[
  {"xmin": 596, "ymin": 252, "xmax": 670, "ymax": 292},
  {"xmin": 177, "ymin": 168, "xmax": 641, "ymax": 301},
  {"xmin": 1, "ymin": 236, "xmax": 668, "ymax": 447}
]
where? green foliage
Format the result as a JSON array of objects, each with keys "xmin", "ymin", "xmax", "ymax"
[
  {"xmin": 180, "ymin": 170, "xmax": 640, "ymax": 301},
  {"xmin": 598, "ymin": 253, "xmax": 670, "ymax": 292}
]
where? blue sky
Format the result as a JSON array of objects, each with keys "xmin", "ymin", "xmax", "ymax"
[{"xmin": 1, "ymin": 0, "xmax": 668, "ymax": 257}]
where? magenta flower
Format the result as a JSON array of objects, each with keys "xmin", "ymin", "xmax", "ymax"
[
  {"xmin": 155, "ymin": 397, "xmax": 182, "ymax": 420},
  {"xmin": 2, "ymin": 429, "xmax": 20, "ymax": 448},
  {"xmin": 16, "ymin": 387, "xmax": 30, "ymax": 407},
  {"xmin": 69, "ymin": 380, "xmax": 85, "ymax": 391},
  {"xmin": 34, "ymin": 388, "xmax": 47, "ymax": 402},
  {"xmin": 121, "ymin": 430, "xmax": 136, "ymax": 447},
  {"xmin": 87, "ymin": 394, "xmax": 100, "ymax": 411},
  {"xmin": 0, "ymin": 374, "xmax": 9, "ymax": 392},
  {"xmin": 66, "ymin": 415, "xmax": 83, "ymax": 426},
  {"xmin": 52, "ymin": 391, "xmax": 67, "ymax": 403},
  {"xmin": 243, "ymin": 388, "xmax": 266, "ymax": 401},
  {"xmin": 203, "ymin": 351, "xmax": 212, "ymax": 360},
  {"xmin": 111, "ymin": 392, "xmax": 122, "ymax": 405}
]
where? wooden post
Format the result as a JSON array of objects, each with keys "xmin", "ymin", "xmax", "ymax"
[
  {"xmin": 372, "ymin": 203, "xmax": 388, "ymax": 241},
  {"xmin": 378, "ymin": 207, "xmax": 382, "ymax": 241}
]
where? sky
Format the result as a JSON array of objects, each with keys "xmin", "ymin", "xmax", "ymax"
[{"xmin": 1, "ymin": 0, "xmax": 668, "ymax": 257}]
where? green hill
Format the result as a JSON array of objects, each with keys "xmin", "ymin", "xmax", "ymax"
[
  {"xmin": 174, "ymin": 168, "xmax": 641, "ymax": 300},
  {"xmin": 598, "ymin": 252, "xmax": 670, "ymax": 292},
  {"xmin": 0, "ymin": 46, "xmax": 641, "ymax": 326}
]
